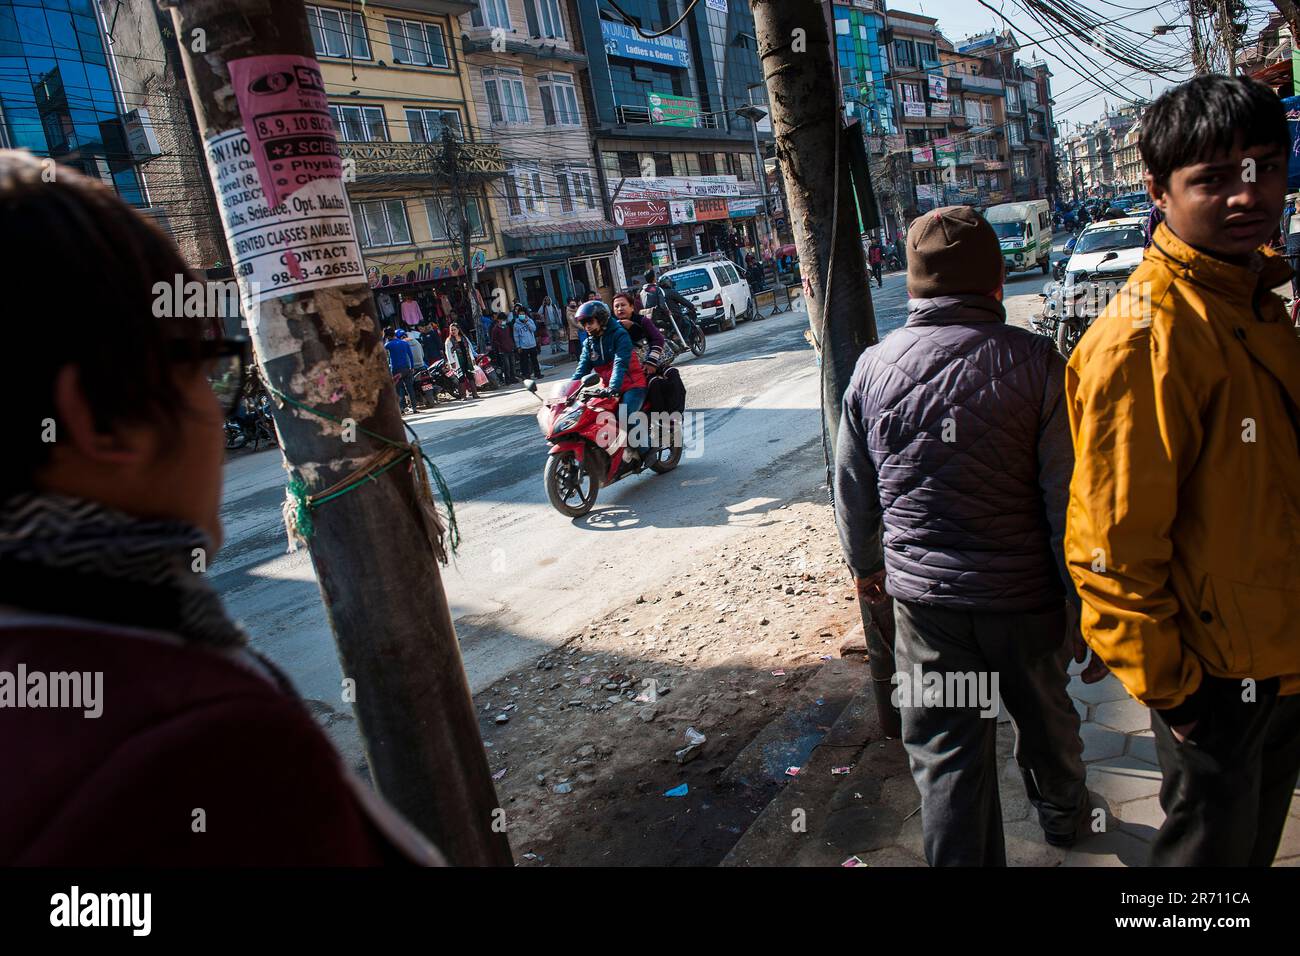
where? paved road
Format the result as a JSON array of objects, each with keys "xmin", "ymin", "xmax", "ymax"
[{"xmin": 213, "ymin": 260, "xmax": 1059, "ymax": 759}]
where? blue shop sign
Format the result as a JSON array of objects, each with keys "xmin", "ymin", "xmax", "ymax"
[{"xmin": 600, "ymin": 19, "xmax": 690, "ymax": 68}]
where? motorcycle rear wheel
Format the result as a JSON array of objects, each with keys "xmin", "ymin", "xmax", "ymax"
[
  {"xmin": 649, "ymin": 420, "xmax": 683, "ymax": 474},
  {"xmin": 544, "ymin": 451, "xmax": 598, "ymax": 517}
]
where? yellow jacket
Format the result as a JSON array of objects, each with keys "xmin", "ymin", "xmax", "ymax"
[{"xmin": 1065, "ymin": 223, "xmax": 1300, "ymax": 717}]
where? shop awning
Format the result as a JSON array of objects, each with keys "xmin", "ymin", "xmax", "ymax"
[
  {"xmin": 502, "ymin": 219, "xmax": 626, "ymax": 255},
  {"xmin": 479, "ymin": 256, "xmax": 533, "ymax": 270}
]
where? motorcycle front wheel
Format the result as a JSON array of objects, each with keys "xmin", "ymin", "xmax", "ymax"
[{"xmin": 544, "ymin": 451, "xmax": 598, "ymax": 517}]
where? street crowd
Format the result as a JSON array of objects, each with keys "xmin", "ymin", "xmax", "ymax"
[{"xmin": 0, "ymin": 74, "xmax": 1296, "ymax": 869}]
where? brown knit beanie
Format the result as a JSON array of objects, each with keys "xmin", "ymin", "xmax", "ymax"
[{"xmin": 906, "ymin": 205, "xmax": 1005, "ymax": 298}]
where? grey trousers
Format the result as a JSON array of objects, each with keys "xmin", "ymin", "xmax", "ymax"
[{"xmin": 894, "ymin": 600, "xmax": 1087, "ymax": 866}]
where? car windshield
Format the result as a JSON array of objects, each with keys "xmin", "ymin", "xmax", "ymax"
[
  {"xmin": 990, "ymin": 220, "xmax": 1027, "ymax": 240},
  {"xmin": 665, "ymin": 269, "xmax": 712, "ymax": 294},
  {"xmin": 1074, "ymin": 227, "xmax": 1144, "ymax": 254}
]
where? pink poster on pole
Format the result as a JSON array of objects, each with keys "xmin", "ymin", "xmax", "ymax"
[{"xmin": 229, "ymin": 55, "xmax": 341, "ymax": 211}]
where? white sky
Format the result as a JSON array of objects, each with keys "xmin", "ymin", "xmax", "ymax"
[{"xmin": 885, "ymin": 0, "xmax": 1282, "ymax": 131}]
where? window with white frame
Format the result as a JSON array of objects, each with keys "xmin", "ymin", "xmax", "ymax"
[
  {"xmin": 505, "ymin": 162, "xmax": 546, "ymax": 215},
  {"xmin": 307, "ymin": 5, "xmax": 370, "ymax": 59},
  {"xmin": 387, "ymin": 18, "xmax": 449, "ymax": 68},
  {"xmin": 1006, "ymin": 85, "xmax": 1021, "ymax": 111},
  {"xmin": 555, "ymin": 165, "xmax": 596, "ymax": 213},
  {"xmin": 965, "ymin": 98, "xmax": 981, "ymax": 123},
  {"xmin": 471, "ymin": 0, "xmax": 511, "ymax": 30},
  {"xmin": 483, "ymin": 68, "xmax": 530, "ymax": 125},
  {"xmin": 406, "ymin": 108, "xmax": 462, "ymax": 142},
  {"xmin": 352, "ymin": 199, "xmax": 411, "ymax": 247},
  {"xmin": 1008, "ymin": 122, "xmax": 1024, "ymax": 146},
  {"xmin": 538, "ymin": 73, "xmax": 581, "ymax": 127},
  {"xmin": 899, "ymin": 81, "xmax": 922, "ymax": 103},
  {"xmin": 330, "ymin": 104, "xmax": 387, "ymax": 142},
  {"xmin": 1025, "ymin": 83, "xmax": 1039, "ymax": 107},
  {"xmin": 525, "ymin": 0, "xmax": 565, "ymax": 39},
  {"xmin": 980, "ymin": 100, "xmax": 994, "ymax": 122},
  {"xmin": 426, "ymin": 196, "xmax": 487, "ymax": 241}
]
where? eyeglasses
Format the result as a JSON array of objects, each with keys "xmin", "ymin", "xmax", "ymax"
[{"xmin": 170, "ymin": 336, "xmax": 251, "ymax": 416}]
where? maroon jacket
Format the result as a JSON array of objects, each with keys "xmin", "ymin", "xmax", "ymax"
[
  {"xmin": 489, "ymin": 321, "xmax": 515, "ymax": 353},
  {"xmin": 0, "ymin": 614, "xmax": 443, "ymax": 866}
]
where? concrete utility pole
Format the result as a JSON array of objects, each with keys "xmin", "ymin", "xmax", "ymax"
[
  {"xmin": 752, "ymin": 0, "xmax": 898, "ymax": 736},
  {"xmin": 166, "ymin": 0, "xmax": 510, "ymax": 866}
]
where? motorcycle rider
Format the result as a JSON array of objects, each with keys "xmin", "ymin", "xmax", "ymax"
[
  {"xmin": 612, "ymin": 289, "xmax": 665, "ymax": 375},
  {"xmin": 570, "ymin": 300, "xmax": 648, "ymax": 463},
  {"xmin": 641, "ymin": 269, "xmax": 697, "ymax": 347}
]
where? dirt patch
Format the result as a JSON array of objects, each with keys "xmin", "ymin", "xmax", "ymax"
[{"xmin": 473, "ymin": 497, "xmax": 859, "ymax": 866}]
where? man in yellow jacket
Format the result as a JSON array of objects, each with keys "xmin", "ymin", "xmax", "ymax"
[{"xmin": 1066, "ymin": 75, "xmax": 1300, "ymax": 866}]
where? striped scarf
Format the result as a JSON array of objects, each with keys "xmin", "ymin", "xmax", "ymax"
[{"xmin": 0, "ymin": 493, "xmax": 247, "ymax": 649}]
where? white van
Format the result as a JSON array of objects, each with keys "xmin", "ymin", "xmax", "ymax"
[
  {"xmin": 660, "ymin": 256, "xmax": 756, "ymax": 331},
  {"xmin": 984, "ymin": 200, "xmax": 1053, "ymax": 275}
]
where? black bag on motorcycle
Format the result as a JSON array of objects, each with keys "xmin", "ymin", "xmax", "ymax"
[{"xmin": 647, "ymin": 366, "xmax": 686, "ymax": 415}]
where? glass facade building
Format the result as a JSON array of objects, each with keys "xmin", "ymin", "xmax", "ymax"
[
  {"xmin": 0, "ymin": 0, "xmax": 145, "ymax": 204},
  {"xmin": 832, "ymin": 1, "xmax": 892, "ymax": 137}
]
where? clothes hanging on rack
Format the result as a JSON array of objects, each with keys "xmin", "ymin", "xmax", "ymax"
[{"xmin": 400, "ymin": 298, "xmax": 423, "ymax": 327}]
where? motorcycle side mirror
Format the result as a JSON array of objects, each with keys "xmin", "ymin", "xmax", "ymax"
[
  {"xmin": 581, "ymin": 372, "xmax": 601, "ymax": 387},
  {"xmin": 1100, "ymin": 251, "xmax": 1119, "ymax": 264},
  {"xmin": 524, "ymin": 379, "xmax": 537, "ymax": 393}
]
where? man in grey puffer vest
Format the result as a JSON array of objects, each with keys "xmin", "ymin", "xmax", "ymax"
[{"xmin": 834, "ymin": 205, "xmax": 1105, "ymax": 866}]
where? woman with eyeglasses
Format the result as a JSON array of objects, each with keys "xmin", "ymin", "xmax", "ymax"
[{"xmin": 0, "ymin": 151, "xmax": 442, "ymax": 865}]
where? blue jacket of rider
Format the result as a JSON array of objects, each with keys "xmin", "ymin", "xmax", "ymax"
[{"xmin": 572, "ymin": 316, "xmax": 635, "ymax": 392}]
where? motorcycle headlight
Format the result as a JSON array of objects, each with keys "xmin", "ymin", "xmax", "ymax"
[{"xmin": 553, "ymin": 407, "xmax": 583, "ymax": 434}]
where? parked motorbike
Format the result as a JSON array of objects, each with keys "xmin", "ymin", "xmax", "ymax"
[
  {"xmin": 531, "ymin": 373, "xmax": 682, "ymax": 517},
  {"xmin": 475, "ymin": 353, "xmax": 503, "ymax": 390},
  {"xmin": 412, "ymin": 358, "xmax": 465, "ymax": 405}
]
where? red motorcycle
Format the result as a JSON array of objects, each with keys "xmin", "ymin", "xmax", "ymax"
[{"xmin": 529, "ymin": 373, "xmax": 682, "ymax": 517}]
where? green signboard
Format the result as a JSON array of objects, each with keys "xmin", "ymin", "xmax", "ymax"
[{"xmin": 648, "ymin": 92, "xmax": 699, "ymax": 128}]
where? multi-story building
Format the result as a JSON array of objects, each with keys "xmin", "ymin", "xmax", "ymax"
[
  {"xmin": 458, "ymin": 0, "xmax": 625, "ymax": 308},
  {"xmin": 830, "ymin": 0, "xmax": 895, "ymax": 235},
  {"xmin": 103, "ymin": 0, "xmax": 227, "ymax": 272},
  {"xmin": 0, "ymin": 3, "xmax": 161, "ymax": 220},
  {"xmin": 884, "ymin": 10, "xmax": 951, "ymax": 216},
  {"xmin": 303, "ymin": 0, "xmax": 506, "ymax": 333},
  {"xmin": 940, "ymin": 35, "xmax": 1009, "ymax": 208},
  {"xmin": 572, "ymin": 0, "xmax": 775, "ymax": 278}
]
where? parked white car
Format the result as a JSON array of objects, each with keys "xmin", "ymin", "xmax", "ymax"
[
  {"xmin": 660, "ymin": 256, "xmax": 756, "ymax": 332},
  {"xmin": 1061, "ymin": 215, "xmax": 1147, "ymax": 322}
]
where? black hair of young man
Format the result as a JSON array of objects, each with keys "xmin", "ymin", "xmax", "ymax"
[{"xmin": 1139, "ymin": 74, "xmax": 1289, "ymax": 188}]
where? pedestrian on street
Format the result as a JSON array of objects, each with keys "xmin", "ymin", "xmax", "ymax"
[
  {"xmin": 399, "ymin": 327, "xmax": 424, "ymax": 368},
  {"xmin": 867, "ymin": 237, "xmax": 884, "ymax": 287},
  {"xmin": 384, "ymin": 327, "xmax": 418, "ymax": 415},
  {"xmin": 444, "ymin": 322, "xmax": 480, "ymax": 399},
  {"xmin": 478, "ymin": 309, "xmax": 494, "ymax": 354},
  {"xmin": 833, "ymin": 204, "xmax": 1097, "ymax": 867},
  {"xmin": 538, "ymin": 296, "xmax": 563, "ymax": 355},
  {"xmin": 512, "ymin": 304, "xmax": 542, "ymax": 380},
  {"xmin": 891, "ymin": 231, "xmax": 907, "ymax": 270},
  {"xmin": 565, "ymin": 297, "xmax": 582, "ymax": 359},
  {"xmin": 489, "ymin": 312, "xmax": 518, "ymax": 384},
  {"xmin": 0, "ymin": 150, "xmax": 442, "ymax": 865},
  {"xmin": 1065, "ymin": 75, "xmax": 1300, "ymax": 867}
]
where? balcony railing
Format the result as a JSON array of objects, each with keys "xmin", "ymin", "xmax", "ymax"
[
  {"xmin": 338, "ymin": 141, "xmax": 505, "ymax": 192},
  {"xmin": 960, "ymin": 73, "xmax": 1004, "ymax": 93}
]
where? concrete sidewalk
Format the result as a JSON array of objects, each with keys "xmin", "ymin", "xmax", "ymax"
[{"xmin": 728, "ymin": 656, "xmax": 1300, "ymax": 867}]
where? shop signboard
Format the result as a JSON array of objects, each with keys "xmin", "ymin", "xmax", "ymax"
[
  {"xmin": 648, "ymin": 92, "xmax": 699, "ymax": 128},
  {"xmin": 934, "ymin": 138, "xmax": 957, "ymax": 166},
  {"xmin": 911, "ymin": 146, "xmax": 934, "ymax": 164},
  {"xmin": 613, "ymin": 198, "xmax": 670, "ymax": 229},
  {"xmin": 927, "ymin": 74, "xmax": 948, "ymax": 102},
  {"xmin": 615, "ymin": 175, "xmax": 743, "ymax": 199},
  {"xmin": 903, "ymin": 101, "xmax": 927, "ymax": 118},
  {"xmin": 600, "ymin": 20, "xmax": 690, "ymax": 69},
  {"xmin": 670, "ymin": 199, "xmax": 697, "ymax": 224},
  {"xmin": 366, "ymin": 246, "xmax": 491, "ymax": 288},
  {"xmin": 727, "ymin": 197, "xmax": 762, "ymax": 218},
  {"xmin": 694, "ymin": 197, "xmax": 729, "ymax": 221},
  {"xmin": 706, "ymin": 0, "xmax": 728, "ymax": 10}
]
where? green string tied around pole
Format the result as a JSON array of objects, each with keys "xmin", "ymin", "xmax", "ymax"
[{"xmin": 267, "ymin": 384, "xmax": 459, "ymax": 562}]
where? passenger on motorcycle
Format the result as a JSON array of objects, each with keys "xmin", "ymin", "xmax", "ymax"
[
  {"xmin": 570, "ymin": 300, "xmax": 649, "ymax": 462},
  {"xmin": 611, "ymin": 289, "xmax": 665, "ymax": 375}
]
